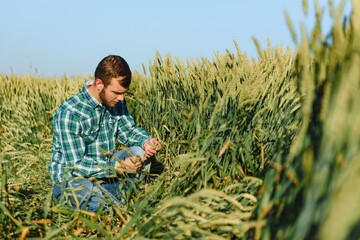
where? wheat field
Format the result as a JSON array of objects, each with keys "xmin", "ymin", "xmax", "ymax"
[{"xmin": 0, "ymin": 1, "xmax": 359, "ymax": 239}]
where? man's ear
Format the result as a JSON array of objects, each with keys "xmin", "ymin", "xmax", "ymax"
[{"xmin": 95, "ymin": 78, "xmax": 104, "ymax": 91}]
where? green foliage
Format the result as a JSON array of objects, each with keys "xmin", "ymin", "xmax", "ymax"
[{"xmin": 0, "ymin": 1, "xmax": 358, "ymax": 239}]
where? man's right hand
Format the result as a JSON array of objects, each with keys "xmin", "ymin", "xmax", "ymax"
[{"xmin": 115, "ymin": 155, "xmax": 146, "ymax": 173}]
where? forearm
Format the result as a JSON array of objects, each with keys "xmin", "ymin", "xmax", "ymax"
[
  {"xmin": 116, "ymin": 100, "xmax": 151, "ymax": 148},
  {"xmin": 127, "ymin": 127, "xmax": 151, "ymax": 148},
  {"xmin": 117, "ymin": 117, "xmax": 150, "ymax": 148}
]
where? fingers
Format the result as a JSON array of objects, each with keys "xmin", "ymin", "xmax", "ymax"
[
  {"xmin": 144, "ymin": 138, "xmax": 162, "ymax": 158},
  {"xmin": 129, "ymin": 156, "xmax": 143, "ymax": 168},
  {"xmin": 145, "ymin": 148, "xmax": 157, "ymax": 157},
  {"xmin": 151, "ymin": 138, "xmax": 162, "ymax": 151},
  {"xmin": 117, "ymin": 156, "xmax": 143, "ymax": 173}
]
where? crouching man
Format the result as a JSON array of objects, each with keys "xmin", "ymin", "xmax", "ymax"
[{"xmin": 48, "ymin": 55, "xmax": 162, "ymax": 212}]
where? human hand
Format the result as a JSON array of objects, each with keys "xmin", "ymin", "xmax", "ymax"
[
  {"xmin": 143, "ymin": 138, "xmax": 162, "ymax": 158},
  {"xmin": 115, "ymin": 155, "xmax": 146, "ymax": 173}
]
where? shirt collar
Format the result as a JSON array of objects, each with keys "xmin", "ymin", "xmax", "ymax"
[{"xmin": 82, "ymin": 80, "xmax": 104, "ymax": 109}]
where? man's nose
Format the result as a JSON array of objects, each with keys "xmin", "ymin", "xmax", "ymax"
[{"xmin": 117, "ymin": 94, "xmax": 125, "ymax": 101}]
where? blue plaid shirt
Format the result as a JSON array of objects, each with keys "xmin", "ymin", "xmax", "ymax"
[{"xmin": 49, "ymin": 81, "xmax": 150, "ymax": 184}]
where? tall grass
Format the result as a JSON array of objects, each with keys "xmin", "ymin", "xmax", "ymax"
[
  {"xmin": 255, "ymin": 0, "xmax": 360, "ymax": 239},
  {"xmin": 0, "ymin": 0, "xmax": 358, "ymax": 239}
]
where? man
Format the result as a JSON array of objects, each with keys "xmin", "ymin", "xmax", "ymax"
[{"xmin": 49, "ymin": 55, "xmax": 161, "ymax": 212}]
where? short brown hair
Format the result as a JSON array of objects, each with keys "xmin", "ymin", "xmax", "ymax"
[{"xmin": 94, "ymin": 55, "xmax": 132, "ymax": 88}]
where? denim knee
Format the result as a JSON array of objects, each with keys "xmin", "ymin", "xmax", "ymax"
[
  {"xmin": 53, "ymin": 178, "xmax": 125, "ymax": 212},
  {"xmin": 112, "ymin": 146, "xmax": 145, "ymax": 160},
  {"xmin": 128, "ymin": 146, "xmax": 145, "ymax": 157},
  {"xmin": 67, "ymin": 178, "xmax": 105, "ymax": 211}
]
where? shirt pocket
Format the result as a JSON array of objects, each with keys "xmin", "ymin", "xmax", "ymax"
[{"xmin": 81, "ymin": 117, "xmax": 100, "ymax": 144}]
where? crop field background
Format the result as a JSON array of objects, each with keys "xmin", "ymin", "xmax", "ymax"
[{"xmin": 0, "ymin": 1, "xmax": 359, "ymax": 239}]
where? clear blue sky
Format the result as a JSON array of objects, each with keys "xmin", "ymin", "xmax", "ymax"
[{"xmin": 0, "ymin": 0, "xmax": 352, "ymax": 77}]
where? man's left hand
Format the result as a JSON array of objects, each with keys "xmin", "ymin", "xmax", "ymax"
[{"xmin": 143, "ymin": 138, "xmax": 162, "ymax": 158}]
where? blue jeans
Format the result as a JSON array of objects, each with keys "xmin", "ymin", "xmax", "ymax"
[{"xmin": 53, "ymin": 146, "xmax": 147, "ymax": 212}]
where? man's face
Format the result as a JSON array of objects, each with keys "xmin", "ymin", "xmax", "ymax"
[{"xmin": 99, "ymin": 77, "xmax": 128, "ymax": 107}]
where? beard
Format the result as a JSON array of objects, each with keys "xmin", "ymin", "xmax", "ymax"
[{"xmin": 99, "ymin": 89, "xmax": 113, "ymax": 107}]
